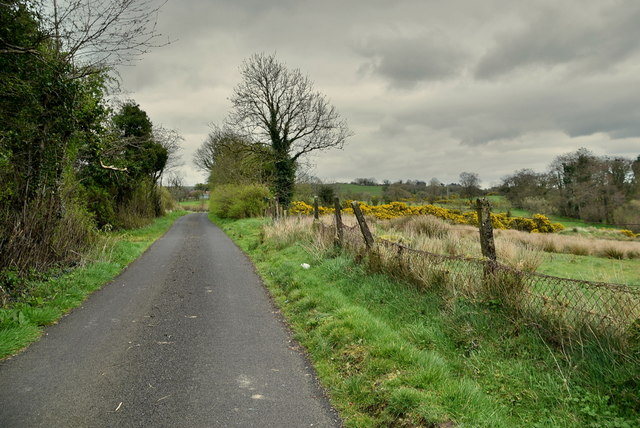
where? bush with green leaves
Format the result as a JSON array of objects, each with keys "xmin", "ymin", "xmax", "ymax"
[{"xmin": 210, "ymin": 184, "xmax": 271, "ymax": 219}]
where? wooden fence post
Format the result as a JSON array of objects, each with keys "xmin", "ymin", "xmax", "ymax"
[
  {"xmin": 313, "ymin": 196, "xmax": 320, "ymax": 220},
  {"xmin": 476, "ymin": 198, "xmax": 497, "ymax": 262},
  {"xmin": 312, "ymin": 196, "xmax": 320, "ymax": 232},
  {"xmin": 334, "ymin": 197, "xmax": 343, "ymax": 247},
  {"xmin": 351, "ymin": 201, "xmax": 375, "ymax": 249}
]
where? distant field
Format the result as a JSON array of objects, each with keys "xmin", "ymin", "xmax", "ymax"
[
  {"xmin": 507, "ymin": 208, "xmax": 620, "ymax": 230},
  {"xmin": 538, "ymin": 253, "xmax": 640, "ymax": 286},
  {"xmin": 334, "ymin": 183, "xmax": 383, "ymax": 198},
  {"xmin": 179, "ymin": 200, "xmax": 209, "ymax": 211},
  {"xmin": 485, "ymin": 195, "xmax": 621, "ymax": 230}
]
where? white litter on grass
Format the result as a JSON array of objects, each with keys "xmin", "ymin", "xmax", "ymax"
[{"xmin": 301, "ymin": 263, "xmax": 311, "ymax": 269}]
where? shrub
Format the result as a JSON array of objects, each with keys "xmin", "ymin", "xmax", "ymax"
[
  {"xmin": 620, "ymin": 229, "xmax": 638, "ymax": 238},
  {"xmin": 613, "ymin": 200, "xmax": 640, "ymax": 233},
  {"xmin": 115, "ymin": 180, "xmax": 158, "ymax": 229},
  {"xmin": 0, "ymin": 173, "xmax": 96, "ymax": 300},
  {"xmin": 210, "ymin": 184, "xmax": 270, "ymax": 219},
  {"xmin": 158, "ymin": 186, "xmax": 178, "ymax": 212}
]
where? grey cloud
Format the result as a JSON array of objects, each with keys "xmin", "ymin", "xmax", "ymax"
[
  {"xmin": 117, "ymin": 0, "xmax": 640, "ymax": 186},
  {"xmin": 355, "ymin": 32, "xmax": 468, "ymax": 87},
  {"xmin": 476, "ymin": 1, "xmax": 640, "ymax": 79},
  {"xmin": 404, "ymin": 74, "xmax": 640, "ymax": 145}
]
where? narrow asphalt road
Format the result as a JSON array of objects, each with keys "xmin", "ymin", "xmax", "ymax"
[{"xmin": 0, "ymin": 213, "xmax": 341, "ymax": 427}]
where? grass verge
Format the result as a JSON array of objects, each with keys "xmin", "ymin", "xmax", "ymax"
[
  {"xmin": 0, "ymin": 210, "xmax": 188, "ymax": 360},
  {"xmin": 212, "ymin": 214, "xmax": 639, "ymax": 427}
]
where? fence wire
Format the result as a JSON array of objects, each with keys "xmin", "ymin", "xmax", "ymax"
[{"xmin": 319, "ymin": 220, "xmax": 640, "ymax": 346}]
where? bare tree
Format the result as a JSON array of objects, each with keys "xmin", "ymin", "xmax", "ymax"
[
  {"xmin": 166, "ymin": 172, "xmax": 187, "ymax": 202},
  {"xmin": 192, "ymin": 125, "xmax": 238, "ymax": 174},
  {"xmin": 36, "ymin": 0, "xmax": 168, "ymax": 75},
  {"xmin": 153, "ymin": 125, "xmax": 183, "ymax": 184},
  {"xmin": 459, "ymin": 171, "xmax": 481, "ymax": 197},
  {"xmin": 228, "ymin": 53, "xmax": 351, "ymax": 207}
]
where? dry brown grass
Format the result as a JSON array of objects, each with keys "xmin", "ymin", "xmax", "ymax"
[
  {"xmin": 496, "ymin": 229, "xmax": 640, "ymax": 259},
  {"xmin": 264, "ymin": 215, "xmax": 337, "ymax": 252},
  {"xmin": 378, "ymin": 218, "xmax": 544, "ymax": 271}
]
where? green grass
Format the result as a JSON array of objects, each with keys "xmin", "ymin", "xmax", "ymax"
[
  {"xmin": 213, "ymin": 215, "xmax": 640, "ymax": 427},
  {"xmin": 0, "ymin": 210, "xmax": 188, "ymax": 359},
  {"xmin": 335, "ymin": 183, "xmax": 384, "ymax": 199},
  {"xmin": 539, "ymin": 253, "xmax": 640, "ymax": 286}
]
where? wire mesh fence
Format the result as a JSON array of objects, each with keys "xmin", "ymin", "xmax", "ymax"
[{"xmin": 316, "ymin": 216, "xmax": 640, "ymax": 347}]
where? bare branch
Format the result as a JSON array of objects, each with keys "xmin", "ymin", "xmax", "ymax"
[
  {"xmin": 36, "ymin": 0, "xmax": 169, "ymax": 73},
  {"xmin": 227, "ymin": 53, "xmax": 352, "ymax": 159}
]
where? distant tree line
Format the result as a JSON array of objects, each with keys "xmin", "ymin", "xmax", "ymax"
[
  {"xmin": 500, "ymin": 148, "xmax": 640, "ymax": 227},
  {"xmin": 351, "ymin": 178, "xmax": 378, "ymax": 186},
  {"xmin": 343, "ymin": 173, "xmax": 481, "ymax": 204},
  {"xmin": 0, "ymin": 1, "xmax": 176, "ymax": 286}
]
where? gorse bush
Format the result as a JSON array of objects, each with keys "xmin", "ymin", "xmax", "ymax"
[
  {"xmin": 210, "ymin": 184, "xmax": 270, "ymax": 219},
  {"xmin": 290, "ymin": 200, "xmax": 564, "ymax": 233}
]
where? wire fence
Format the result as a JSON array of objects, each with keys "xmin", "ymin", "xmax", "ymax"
[{"xmin": 309, "ymin": 202, "xmax": 640, "ymax": 348}]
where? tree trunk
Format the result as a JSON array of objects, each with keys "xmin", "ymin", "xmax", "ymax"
[{"xmin": 273, "ymin": 151, "xmax": 296, "ymax": 209}]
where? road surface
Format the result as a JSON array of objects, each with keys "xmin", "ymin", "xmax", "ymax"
[{"xmin": 0, "ymin": 213, "xmax": 340, "ymax": 427}]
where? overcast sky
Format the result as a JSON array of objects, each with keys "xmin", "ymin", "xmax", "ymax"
[{"xmin": 117, "ymin": 0, "xmax": 640, "ymax": 188}]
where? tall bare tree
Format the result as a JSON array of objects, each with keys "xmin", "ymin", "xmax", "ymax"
[
  {"xmin": 228, "ymin": 53, "xmax": 351, "ymax": 207},
  {"xmin": 153, "ymin": 125, "xmax": 183, "ymax": 185},
  {"xmin": 459, "ymin": 171, "xmax": 481, "ymax": 197},
  {"xmin": 193, "ymin": 125, "xmax": 238, "ymax": 174}
]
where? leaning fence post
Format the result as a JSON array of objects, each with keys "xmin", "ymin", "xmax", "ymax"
[
  {"xmin": 476, "ymin": 198, "xmax": 497, "ymax": 262},
  {"xmin": 334, "ymin": 197, "xmax": 344, "ymax": 247},
  {"xmin": 351, "ymin": 201, "xmax": 375, "ymax": 249}
]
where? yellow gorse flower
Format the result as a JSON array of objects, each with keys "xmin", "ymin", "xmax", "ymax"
[{"xmin": 289, "ymin": 201, "xmax": 564, "ymax": 233}]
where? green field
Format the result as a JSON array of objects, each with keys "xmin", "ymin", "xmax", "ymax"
[
  {"xmin": 334, "ymin": 183, "xmax": 384, "ymax": 198},
  {"xmin": 539, "ymin": 253, "xmax": 640, "ymax": 286},
  {"xmin": 486, "ymin": 196, "xmax": 620, "ymax": 230}
]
